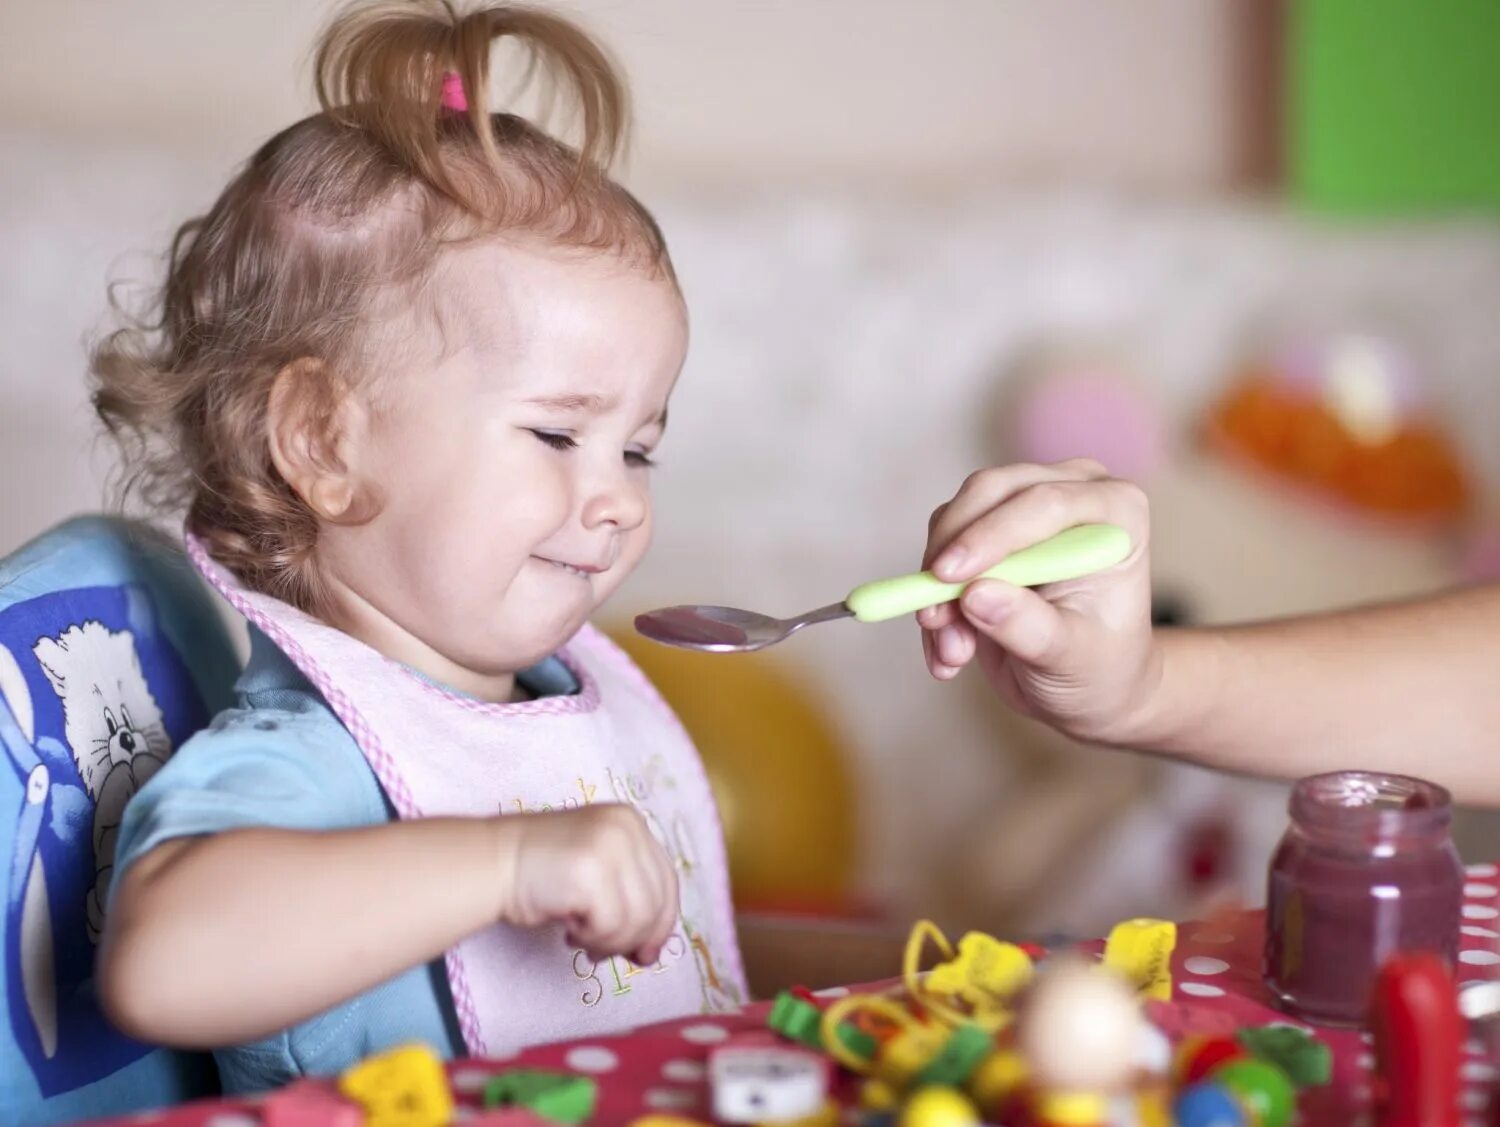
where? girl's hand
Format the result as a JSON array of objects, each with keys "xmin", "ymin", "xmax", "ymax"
[
  {"xmin": 918, "ymin": 460, "xmax": 1157, "ymax": 745},
  {"xmin": 493, "ymin": 803, "xmax": 680, "ymax": 965}
]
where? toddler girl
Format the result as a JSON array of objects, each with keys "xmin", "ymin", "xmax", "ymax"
[{"xmin": 94, "ymin": 0, "xmax": 744, "ymax": 1093}]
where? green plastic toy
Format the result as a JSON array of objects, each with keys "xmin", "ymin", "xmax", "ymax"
[
  {"xmin": 1238, "ymin": 1025, "xmax": 1333, "ymax": 1088},
  {"xmin": 483, "ymin": 1070, "xmax": 598, "ymax": 1125},
  {"xmin": 768, "ymin": 990, "xmax": 878, "ymax": 1061},
  {"xmin": 1212, "ymin": 1058, "xmax": 1296, "ymax": 1127},
  {"xmin": 914, "ymin": 1023, "xmax": 995, "ymax": 1088},
  {"xmin": 768, "ymin": 992, "xmax": 826, "ymax": 1048}
]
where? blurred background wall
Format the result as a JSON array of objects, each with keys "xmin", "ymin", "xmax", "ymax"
[{"xmin": 3, "ymin": 0, "xmax": 1499, "ymax": 937}]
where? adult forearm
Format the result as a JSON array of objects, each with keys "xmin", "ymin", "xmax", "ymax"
[{"xmin": 1125, "ymin": 584, "xmax": 1500, "ymax": 804}]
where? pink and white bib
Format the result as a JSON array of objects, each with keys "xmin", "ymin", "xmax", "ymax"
[{"xmin": 186, "ymin": 535, "xmax": 745, "ymax": 1056}]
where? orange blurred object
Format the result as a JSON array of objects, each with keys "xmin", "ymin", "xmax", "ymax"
[{"xmin": 1206, "ymin": 369, "xmax": 1470, "ymax": 528}]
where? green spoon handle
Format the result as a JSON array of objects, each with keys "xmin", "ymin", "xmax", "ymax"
[{"xmin": 844, "ymin": 523, "xmax": 1131, "ymax": 624}]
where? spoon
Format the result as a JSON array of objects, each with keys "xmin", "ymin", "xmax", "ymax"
[{"xmin": 634, "ymin": 523, "xmax": 1130, "ymax": 653}]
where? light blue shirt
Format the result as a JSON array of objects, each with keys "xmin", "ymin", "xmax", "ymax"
[{"xmin": 113, "ymin": 626, "xmax": 579, "ymax": 1095}]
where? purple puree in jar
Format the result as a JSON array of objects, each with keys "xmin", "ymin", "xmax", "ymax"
[{"xmin": 1264, "ymin": 770, "xmax": 1463, "ymax": 1026}]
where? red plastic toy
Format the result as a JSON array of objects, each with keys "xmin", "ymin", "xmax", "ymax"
[{"xmin": 1370, "ymin": 952, "xmax": 1462, "ymax": 1127}]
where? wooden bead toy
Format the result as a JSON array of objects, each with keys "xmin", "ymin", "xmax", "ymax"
[
  {"xmin": 1017, "ymin": 957, "xmax": 1144, "ymax": 1094},
  {"xmin": 1173, "ymin": 1035, "xmax": 1248, "ymax": 1087},
  {"xmin": 967, "ymin": 1048, "xmax": 1028, "ymax": 1117},
  {"xmin": 896, "ymin": 1086, "xmax": 981, "ymax": 1127},
  {"xmin": 1210, "ymin": 1058, "xmax": 1294, "ymax": 1127},
  {"xmin": 1172, "ymin": 1081, "xmax": 1249, "ymax": 1127}
]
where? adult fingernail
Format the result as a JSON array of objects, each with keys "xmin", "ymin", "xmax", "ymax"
[
  {"xmin": 934, "ymin": 546, "xmax": 969, "ymax": 580},
  {"xmin": 938, "ymin": 625, "xmax": 964, "ymax": 665}
]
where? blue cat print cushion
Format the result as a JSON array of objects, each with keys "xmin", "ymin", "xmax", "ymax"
[{"xmin": 0, "ymin": 518, "xmax": 237, "ymax": 1125}]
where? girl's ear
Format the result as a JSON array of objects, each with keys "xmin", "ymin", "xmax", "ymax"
[{"xmin": 266, "ymin": 357, "xmax": 374, "ymax": 524}]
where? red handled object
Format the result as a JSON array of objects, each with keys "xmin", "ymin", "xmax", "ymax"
[{"xmin": 1370, "ymin": 952, "xmax": 1462, "ymax": 1127}]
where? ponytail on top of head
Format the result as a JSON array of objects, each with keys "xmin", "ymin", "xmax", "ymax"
[{"xmin": 314, "ymin": 0, "xmax": 629, "ymax": 203}]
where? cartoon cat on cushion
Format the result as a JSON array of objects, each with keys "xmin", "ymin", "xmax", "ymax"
[{"xmin": 33, "ymin": 620, "xmax": 172, "ymax": 941}]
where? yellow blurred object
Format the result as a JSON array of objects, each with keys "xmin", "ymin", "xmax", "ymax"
[
  {"xmin": 606, "ymin": 624, "xmax": 858, "ymax": 910},
  {"xmin": 874, "ymin": 1026, "xmax": 949, "ymax": 1088},
  {"xmin": 968, "ymin": 1050, "xmax": 1028, "ymax": 1116},
  {"xmin": 337, "ymin": 1043, "xmax": 452, "ymax": 1127},
  {"xmin": 903, "ymin": 919, "xmax": 1020, "ymax": 1031},
  {"xmin": 897, "ymin": 1086, "xmax": 981, "ymax": 1127},
  {"xmin": 926, "ymin": 931, "xmax": 1034, "ymax": 1014},
  {"xmin": 760, "ymin": 1099, "xmax": 841, "ymax": 1127},
  {"xmin": 1134, "ymin": 1085, "xmax": 1174, "ymax": 1127},
  {"xmin": 822, "ymin": 994, "xmax": 922, "ymax": 1075},
  {"xmin": 1032, "ymin": 1091, "xmax": 1111, "ymax": 1126},
  {"xmin": 1102, "ymin": 917, "xmax": 1177, "ymax": 1001},
  {"xmin": 860, "ymin": 1078, "xmax": 902, "ymax": 1110}
]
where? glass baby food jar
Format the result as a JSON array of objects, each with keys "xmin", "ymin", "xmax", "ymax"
[{"xmin": 1265, "ymin": 771, "xmax": 1464, "ymax": 1026}]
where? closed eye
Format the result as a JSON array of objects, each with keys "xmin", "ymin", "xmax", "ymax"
[
  {"xmin": 532, "ymin": 427, "xmax": 657, "ymax": 468},
  {"xmin": 528, "ymin": 429, "xmax": 578, "ymax": 451}
]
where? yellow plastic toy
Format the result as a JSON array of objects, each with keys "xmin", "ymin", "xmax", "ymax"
[
  {"xmin": 904, "ymin": 920, "xmax": 1032, "ymax": 1030},
  {"xmin": 606, "ymin": 626, "xmax": 858, "ymax": 911},
  {"xmin": 1032, "ymin": 1090, "xmax": 1111, "ymax": 1126},
  {"xmin": 873, "ymin": 1026, "xmax": 951, "ymax": 1089},
  {"xmin": 860, "ymin": 1077, "xmax": 902, "ymax": 1111},
  {"xmin": 1102, "ymin": 917, "xmax": 1177, "ymax": 1001},
  {"xmin": 337, "ymin": 1043, "xmax": 453, "ymax": 1127},
  {"xmin": 763, "ymin": 1099, "xmax": 841, "ymax": 1127},
  {"xmin": 924, "ymin": 931, "xmax": 1035, "ymax": 1016},
  {"xmin": 817, "ymin": 920, "xmax": 1031, "ymax": 1095},
  {"xmin": 820, "ymin": 993, "xmax": 934, "ymax": 1078},
  {"xmin": 1133, "ymin": 1085, "xmax": 1174, "ymax": 1127},
  {"xmin": 896, "ymin": 1086, "xmax": 981, "ymax": 1127},
  {"xmin": 967, "ymin": 1050, "xmax": 1028, "ymax": 1117}
]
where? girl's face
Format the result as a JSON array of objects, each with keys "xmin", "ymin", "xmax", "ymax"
[{"xmin": 317, "ymin": 239, "xmax": 687, "ymax": 701}]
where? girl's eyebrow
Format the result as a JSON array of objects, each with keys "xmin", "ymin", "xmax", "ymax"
[
  {"xmin": 524, "ymin": 393, "xmax": 611, "ymax": 412},
  {"xmin": 526, "ymin": 393, "xmax": 669, "ymax": 429}
]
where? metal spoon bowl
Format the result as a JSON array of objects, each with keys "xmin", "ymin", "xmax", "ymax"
[{"xmin": 634, "ymin": 601, "xmax": 851, "ymax": 653}]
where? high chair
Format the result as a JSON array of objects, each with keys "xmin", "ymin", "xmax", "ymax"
[{"xmin": 0, "ymin": 517, "xmax": 238, "ymax": 1124}]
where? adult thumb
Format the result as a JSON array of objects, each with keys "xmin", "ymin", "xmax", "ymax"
[{"xmin": 958, "ymin": 579, "xmax": 1067, "ymax": 666}]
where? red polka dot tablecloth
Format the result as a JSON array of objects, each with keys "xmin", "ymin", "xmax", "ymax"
[{"xmin": 82, "ymin": 869, "xmax": 1500, "ymax": 1127}]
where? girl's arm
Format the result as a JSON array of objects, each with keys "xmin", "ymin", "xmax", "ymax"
[{"xmin": 99, "ymin": 804, "xmax": 678, "ymax": 1047}]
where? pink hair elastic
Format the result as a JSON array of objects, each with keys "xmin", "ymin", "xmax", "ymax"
[{"xmin": 440, "ymin": 71, "xmax": 469, "ymax": 113}]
